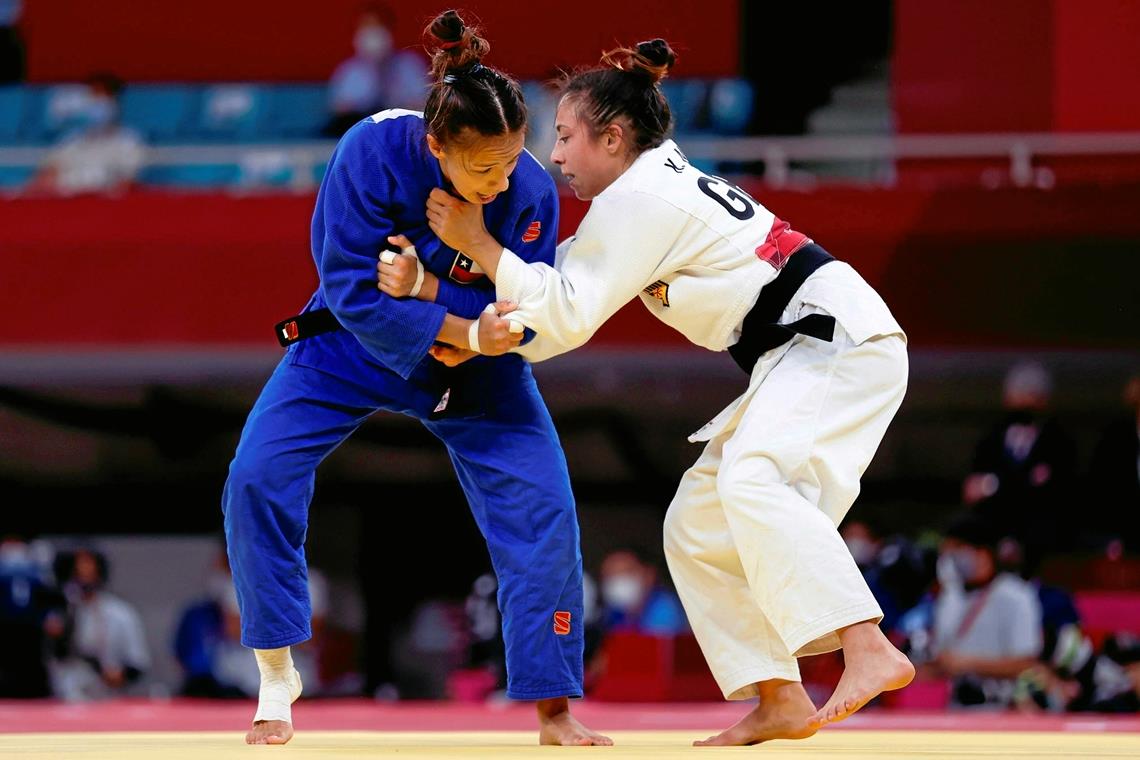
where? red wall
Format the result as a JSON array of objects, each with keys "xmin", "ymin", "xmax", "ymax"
[
  {"xmin": 893, "ymin": 0, "xmax": 1140, "ymax": 133},
  {"xmin": 22, "ymin": 1, "xmax": 739, "ymax": 82},
  {"xmin": 1053, "ymin": 0, "xmax": 1140, "ymax": 131},
  {"xmin": 4, "ymin": 186, "xmax": 1139, "ymax": 352}
]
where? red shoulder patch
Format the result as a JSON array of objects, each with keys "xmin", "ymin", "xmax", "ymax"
[
  {"xmin": 522, "ymin": 220, "xmax": 542, "ymax": 243},
  {"xmin": 553, "ymin": 610, "xmax": 571, "ymax": 635}
]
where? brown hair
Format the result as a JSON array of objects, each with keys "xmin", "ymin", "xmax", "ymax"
[
  {"xmin": 562, "ymin": 38, "xmax": 677, "ymax": 154},
  {"xmin": 422, "ymin": 10, "xmax": 526, "ymax": 146}
]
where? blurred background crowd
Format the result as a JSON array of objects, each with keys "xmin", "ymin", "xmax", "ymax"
[{"xmin": 2, "ymin": 0, "xmax": 1139, "ymax": 716}]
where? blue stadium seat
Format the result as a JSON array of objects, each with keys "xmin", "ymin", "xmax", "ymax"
[
  {"xmin": 0, "ymin": 86, "xmax": 27, "ymax": 143},
  {"xmin": 0, "ymin": 166, "xmax": 34, "ymax": 188},
  {"xmin": 26, "ymin": 84, "xmax": 93, "ymax": 143},
  {"xmin": 262, "ymin": 84, "xmax": 329, "ymax": 140},
  {"xmin": 120, "ymin": 85, "xmax": 200, "ymax": 143},
  {"xmin": 195, "ymin": 85, "xmax": 267, "ymax": 142},
  {"xmin": 660, "ymin": 80, "xmax": 708, "ymax": 135},
  {"xmin": 138, "ymin": 164, "xmax": 242, "ymax": 187},
  {"xmin": 708, "ymin": 79, "xmax": 754, "ymax": 135}
]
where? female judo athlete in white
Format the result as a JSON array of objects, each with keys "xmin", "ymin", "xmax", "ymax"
[{"xmin": 381, "ymin": 39, "xmax": 915, "ymax": 746}]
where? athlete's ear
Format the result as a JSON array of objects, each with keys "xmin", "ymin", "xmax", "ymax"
[
  {"xmin": 601, "ymin": 123, "xmax": 625, "ymax": 155},
  {"xmin": 426, "ymin": 133, "xmax": 446, "ymax": 160}
]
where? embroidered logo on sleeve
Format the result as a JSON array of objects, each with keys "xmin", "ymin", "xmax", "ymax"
[
  {"xmin": 449, "ymin": 252, "xmax": 485, "ymax": 284},
  {"xmin": 643, "ymin": 280, "xmax": 671, "ymax": 307},
  {"xmin": 553, "ymin": 610, "xmax": 572, "ymax": 635},
  {"xmin": 522, "ymin": 220, "xmax": 542, "ymax": 243}
]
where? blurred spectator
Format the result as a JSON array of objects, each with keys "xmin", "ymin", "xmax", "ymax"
[
  {"xmin": 0, "ymin": 0, "xmax": 23, "ymax": 82},
  {"xmin": 842, "ymin": 519, "xmax": 934, "ymax": 634},
  {"xmin": 0, "ymin": 534, "xmax": 63, "ymax": 697},
  {"xmin": 995, "ymin": 536, "xmax": 1080, "ymax": 639},
  {"xmin": 173, "ymin": 547, "xmax": 326, "ymax": 698},
  {"xmin": 49, "ymin": 548, "xmax": 150, "ymax": 700},
  {"xmin": 929, "ymin": 515, "xmax": 1043, "ymax": 708},
  {"xmin": 1016, "ymin": 626, "xmax": 1140, "ymax": 713},
  {"xmin": 323, "ymin": 4, "xmax": 428, "ymax": 137},
  {"xmin": 598, "ymin": 548, "xmax": 688, "ymax": 636},
  {"xmin": 29, "ymin": 73, "xmax": 146, "ymax": 196},
  {"xmin": 963, "ymin": 362, "xmax": 1076, "ymax": 552},
  {"xmin": 1087, "ymin": 374, "xmax": 1140, "ymax": 553}
]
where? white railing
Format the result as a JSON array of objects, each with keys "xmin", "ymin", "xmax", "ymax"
[{"xmin": 3, "ymin": 132, "xmax": 1140, "ymax": 190}]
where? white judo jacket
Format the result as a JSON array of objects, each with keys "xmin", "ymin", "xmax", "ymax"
[{"xmin": 495, "ymin": 139, "xmax": 903, "ymax": 437}]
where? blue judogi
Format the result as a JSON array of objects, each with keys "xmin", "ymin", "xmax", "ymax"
[{"xmin": 222, "ymin": 110, "xmax": 583, "ymax": 700}]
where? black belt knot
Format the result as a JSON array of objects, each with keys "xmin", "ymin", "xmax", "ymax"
[{"xmin": 727, "ymin": 243, "xmax": 836, "ymax": 374}]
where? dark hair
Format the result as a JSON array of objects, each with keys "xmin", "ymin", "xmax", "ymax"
[
  {"xmin": 944, "ymin": 513, "xmax": 1001, "ymax": 550},
  {"xmin": 562, "ymin": 38, "xmax": 677, "ymax": 154},
  {"xmin": 422, "ymin": 10, "xmax": 526, "ymax": 147}
]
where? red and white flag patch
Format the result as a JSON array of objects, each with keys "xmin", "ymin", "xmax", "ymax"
[
  {"xmin": 449, "ymin": 252, "xmax": 485, "ymax": 284},
  {"xmin": 521, "ymin": 220, "xmax": 542, "ymax": 243},
  {"xmin": 755, "ymin": 217, "xmax": 809, "ymax": 270},
  {"xmin": 553, "ymin": 610, "xmax": 571, "ymax": 635}
]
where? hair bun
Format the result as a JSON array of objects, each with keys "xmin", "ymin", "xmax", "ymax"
[
  {"xmin": 636, "ymin": 39, "xmax": 676, "ymax": 70},
  {"xmin": 430, "ymin": 9, "xmax": 465, "ymax": 46}
]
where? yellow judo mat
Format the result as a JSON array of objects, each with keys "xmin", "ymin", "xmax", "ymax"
[{"xmin": 1, "ymin": 730, "xmax": 1138, "ymax": 759}]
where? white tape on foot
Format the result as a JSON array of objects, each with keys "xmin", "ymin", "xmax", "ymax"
[{"xmin": 253, "ymin": 668, "xmax": 303, "ymax": 724}]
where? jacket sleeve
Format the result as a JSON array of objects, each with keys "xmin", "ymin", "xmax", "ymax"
[
  {"xmin": 498, "ymin": 191, "xmax": 677, "ymax": 353},
  {"xmin": 314, "ymin": 128, "xmax": 447, "ymax": 379},
  {"xmin": 435, "ymin": 181, "xmax": 559, "ymax": 335}
]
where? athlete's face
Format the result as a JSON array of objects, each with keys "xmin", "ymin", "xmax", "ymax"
[
  {"xmin": 550, "ymin": 96, "xmax": 631, "ymax": 200},
  {"xmin": 427, "ymin": 129, "xmax": 525, "ymax": 206}
]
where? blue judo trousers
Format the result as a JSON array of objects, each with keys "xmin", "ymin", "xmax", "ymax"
[{"xmin": 221, "ymin": 110, "xmax": 584, "ymax": 700}]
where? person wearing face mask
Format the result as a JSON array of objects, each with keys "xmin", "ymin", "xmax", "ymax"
[
  {"xmin": 962, "ymin": 362, "xmax": 1076, "ymax": 554},
  {"xmin": 29, "ymin": 72, "xmax": 145, "ymax": 196},
  {"xmin": 930, "ymin": 515, "xmax": 1043, "ymax": 709},
  {"xmin": 49, "ymin": 548, "xmax": 150, "ymax": 701},
  {"xmin": 598, "ymin": 549, "xmax": 688, "ymax": 636},
  {"xmin": 323, "ymin": 5, "xmax": 429, "ymax": 137}
]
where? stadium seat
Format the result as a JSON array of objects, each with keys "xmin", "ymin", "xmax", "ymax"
[
  {"xmin": 262, "ymin": 85, "xmax": 330, "ymax": 140},
  {"xmin": 138, "ymin": 163, "xmax": 242, "ymax": 187},
  {"xmin": 27, "ymin": 84, "xmax": 94, "ymax": 143},
  {"xmin": 195, "ymin": 84, "xmax": 267, "ymax": 142},
  {"xmin": 0, "ymin": 166, "xmax": 34, "ymax": 188},
  {"xmin": 120, "ymin": 85, "xmax": 200, "ymax": 143},
  {"xmin": 708, "ymin": 78, "xmax": 754, "ymax": 135},
  {"xmin": 0, "ymin": 86, "xmax": 27, "ymax": 143},
  {"xmin": 660, "ymin": 79, "xmax": 708, "ymax": 135}
]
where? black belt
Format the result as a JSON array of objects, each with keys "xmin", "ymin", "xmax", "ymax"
[
  {"xmin": 727, "ymin": 242, "xmax": 836, "ymax": 374},
  {"xmin": 275, "ymin": 240, "xmax": 404, "ymax": 347},
  {"xmin": 275, "ymin": 308, "xmax": 342, "ymax": 347}
]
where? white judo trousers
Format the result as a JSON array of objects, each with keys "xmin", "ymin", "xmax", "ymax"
[{"xmin": 664, "ymin": 310, "xmax": 907, "ymax": 700}]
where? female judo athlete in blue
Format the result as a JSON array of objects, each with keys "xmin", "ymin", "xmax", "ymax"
[{"xmin": 222, "ymin": 10, "xmax": 611, "ymax": 748}]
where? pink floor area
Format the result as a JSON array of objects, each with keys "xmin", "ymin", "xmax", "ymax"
[{"xmin": 1, "ymin": 699, "xmax": 1139, "ymax": 734}]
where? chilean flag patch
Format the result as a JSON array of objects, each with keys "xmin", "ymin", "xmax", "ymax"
[
  {"xmin": 449, "ymin": 252, "xmax": 485, "ymax": 284},
  {"xmin": 521, "ymin": 220, "xmax": 542, "ymax": 243}
]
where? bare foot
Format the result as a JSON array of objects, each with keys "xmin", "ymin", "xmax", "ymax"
[
  {"xmin": 694, "ymin": 680, "xmax": 817, "ymax": 746},
  {"xmin": 246, "ymin": 720, "xmax": 293, "ymax": 745},
  {"xmin": 808, "ymin": 621, "xmax": 915, "ymax": 729},
  {"xmin": 245, "ymin": 668, "xmax": 303, "ymax": 745},
  {"xmin": 536, "ymin": 697, "xmax": 614, "ymax": 746}
]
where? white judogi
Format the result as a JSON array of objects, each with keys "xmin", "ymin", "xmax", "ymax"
[{"xmin": 496, "ymin": 140, "xmax": 907, "ymax": 699}]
